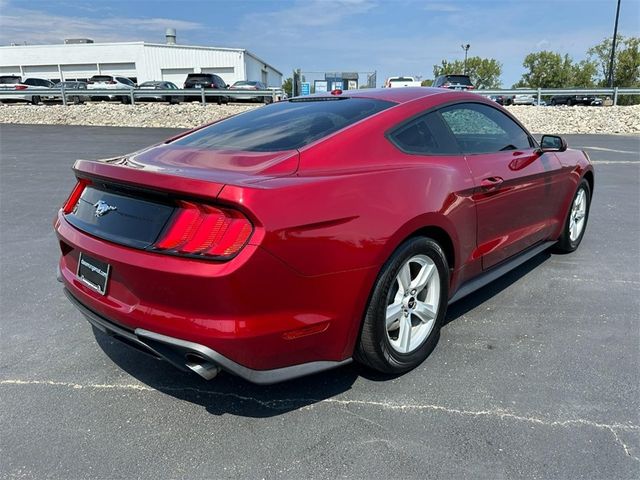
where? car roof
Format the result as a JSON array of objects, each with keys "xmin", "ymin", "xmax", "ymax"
[{"xmin": 303, "ymin": 87, "xmax": 454, "ymax": 104}]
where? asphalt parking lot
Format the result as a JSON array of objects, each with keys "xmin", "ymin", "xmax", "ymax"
[{"xmin": 1, "ymin": 125, "xmax": 638, "ymax": 480}]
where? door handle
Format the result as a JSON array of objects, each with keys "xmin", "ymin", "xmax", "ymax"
[{"xmin": 480, "ymin": 177, "xmax": 504, "ymax": 189}]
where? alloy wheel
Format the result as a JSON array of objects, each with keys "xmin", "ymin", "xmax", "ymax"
[
  {"xmin": 385, "ymin": 254, "xmax": 440, "ymax": 354},
  {"xmin": 569, "ymin": 187, "xmax": 587, "ymax": 242}
]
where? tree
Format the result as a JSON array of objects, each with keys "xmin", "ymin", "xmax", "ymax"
[
  {"xmin": 432, "ymin": 56, "xmax": 502, "ymax": 89},
  {"xmin": 587, "ymin": 36, "xmax": 640, "ymax": 87},
  {"xmin": 571, "ymin": 60, "xmax": 598, "ymax": 88},
  {"xmin": 421, "ymin": 79, "xmax": 433, "ymax": 87},
  {"xmin": 282, "ymin": 77, "xmax": 293, "ymax": 97},
  {"xmin": 514, "ymin": 51, "xmax": 574, "ymax": 88}
]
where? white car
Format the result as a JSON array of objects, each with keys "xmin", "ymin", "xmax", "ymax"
[
  {"xmin": 0, "ymin": 76, "xmax": 55, "ymax": 104},
  {"xmin": 87, "ymin": 75, "xmax": 136, "ymax": 103},
  {"xmin": 384, "ymin": 76, "xmax": 422, "ymax": 88},
  {"xmin": 513, "ymin": 89, "xmax": 536, "ymax": 105}
]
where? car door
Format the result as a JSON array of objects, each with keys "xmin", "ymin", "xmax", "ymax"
[{"xmin": 439, "ymin": 102, "xmax": 563, "ymax": 270}]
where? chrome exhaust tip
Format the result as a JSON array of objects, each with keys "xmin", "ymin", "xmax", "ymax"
[{"xmin": 184, "ymin": 352, "xmax": 221, "ymax": 380}]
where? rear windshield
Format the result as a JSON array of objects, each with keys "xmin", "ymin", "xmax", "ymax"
[
  {"xmin": 0, "ymin": 76, "xmax": 21, "ymax": 84},
  {"xmin": 172, "ymin": 97, "xmax": 395, "ymax": 152},
  {"xmin": 90, "ymin": 76, "xmax": 113, "ymax": 82},
  {"xmin": 390, "ymin": 77, "xmax": 414, "ymax": 82},
  {"xmin": 446, "ymin": 75, "xmax": 472, "ymax": 85},
  {"xmin": 233, "ymin": 81, "xmax": 256, "ymax": 86},
  {"xmin": 186, "ymin": 74, "xmax": 213, "ymax": 80}
]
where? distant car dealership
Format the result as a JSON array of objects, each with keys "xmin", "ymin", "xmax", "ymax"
[{"xmin": 0, "ymin": 29, "xmax": 283, "ymax": 88}]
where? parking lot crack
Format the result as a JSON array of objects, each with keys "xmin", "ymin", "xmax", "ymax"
[{"xmin": 2, "ymin": 377, "xmax": 638, "ymax": 461}]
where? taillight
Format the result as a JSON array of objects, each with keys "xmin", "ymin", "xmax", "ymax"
[
  {"xmin": 15, "ymin": 85, "xmax": 28, "ymax": 90},
  {"xmin": 154, "ymin": 201, "xmax": 252, "ymax": 258},
  {"xmin": 108, "ymin": 80, "xmax": 116, "ymax": 85},
  {"xmin": 467, "ymin": 85, "xmax": 475, "ymax": 90},
  {"xmin": 62, "ymin": 178, "xmax": 91, "ymax": 214}
]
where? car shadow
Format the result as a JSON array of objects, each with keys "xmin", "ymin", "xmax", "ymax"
[{"xmin": 93, "ymin": 250, "xmax": 552, "ymax": 417}]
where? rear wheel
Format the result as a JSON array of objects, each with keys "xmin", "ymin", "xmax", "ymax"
[
  {"xmin": 356, "ymin": 237, "xmax": 449, "ymax": 374},
  {"xmin": 556, "ymin": 178, "xmax": 591, "ymax": 253},
  {"xmin": 31, "ymin": 96, "xmax": 41, "ymax": 105},
  {"xmin": 567, "ymin": 98, "xmax": 573, "ymax": 106}
]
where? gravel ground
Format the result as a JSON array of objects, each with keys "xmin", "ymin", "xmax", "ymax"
[{"xmin": 1, "ymin": 101, "xmax": 638, "ymax": 134}]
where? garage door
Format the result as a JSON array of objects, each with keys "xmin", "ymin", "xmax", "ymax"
[
  {"xmin": 201, "ymin": 67, "xmax": 235, "ymax": 84},
  {"xmin": 161, "ymin": 68, "xmax": 194, "ymax": 86},
  {"xmin": 61, "ymin": 64, "xmax": 99, "ymax": 81}
]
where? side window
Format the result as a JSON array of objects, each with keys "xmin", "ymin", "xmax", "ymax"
[
  {"xmin": 440, "ymin": 103, "xmax": 532, "ymax": 154},
  {"xmin": 390, "ymin": 112, "xmax": 460, "ymax": 155}
]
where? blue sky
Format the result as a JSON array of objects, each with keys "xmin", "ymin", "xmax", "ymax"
[{"xmin": 1, "ymin": 0, "xmax": 638, "ymax": 86}]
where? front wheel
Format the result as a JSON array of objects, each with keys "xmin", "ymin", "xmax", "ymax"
[
  {"xmin": 31, "ymin": 96, "xmax": 41, "ymax": 105},
  {"xmin": 556, "ymin": 178, "xmax": 591, "ymax": 253},
  {"xmin": 356, "ymin": 237, "xmax": 449, "ymax": 374}
]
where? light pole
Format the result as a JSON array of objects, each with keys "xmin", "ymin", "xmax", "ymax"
[
  {"xmin": 607, "ymin": 0, "xmax": 621, "ymax": 88},
  {"xmin": 461, "ymin": 44, "xmax": 471, "ymax": 74}
]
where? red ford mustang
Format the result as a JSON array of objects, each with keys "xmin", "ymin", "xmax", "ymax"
[{"xmin": 55, "ymin": 87, "xmax": 593, "ymax": 384}]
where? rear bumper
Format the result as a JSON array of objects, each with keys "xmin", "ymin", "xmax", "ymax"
[
  {"xmin": 63, "ymin": 287, "xmax": 350, "ymax": 384},
  {"xmin": 55, "ymin": 211, "xmax": 369, "ymax": 375}
]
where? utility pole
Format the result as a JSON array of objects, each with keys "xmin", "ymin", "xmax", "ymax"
[
  {"xmin": 461, "ymin": 44, "xmax": 471, "ymax": 74},
  {"xmin": 608, "ymin": 0, "xmax": 621, "ymax": 87}
]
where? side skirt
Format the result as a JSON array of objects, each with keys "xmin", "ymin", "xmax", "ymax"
[{"xmin": 448, "ymin": 241, "xmax": 556, "ymax": 305}]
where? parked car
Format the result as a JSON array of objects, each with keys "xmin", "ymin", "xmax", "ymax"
[
  {"xmin": 87, "ymin": 75, "xmax": 136, "ymax": 103},
  {"xmin": 433, "ymin": 74, "xmax": 474, "ymax": 90},
  {"xmin": 512, "ymin": 89, "xmax": 536, "ymax": 105},
  {"xmin": 229, "ymin": 80, "xmax": 272, "ymax": 103},
  {"xmin": 550, "ymin": 94, "xmax": 598, "ymax": 106},
  {"xmin": 489, "ymin": 95, "xmax": 513, "ymax": 106},
  {"xmin": 183, "ymin": 73, "xmax": 229, "ymax": 104},
  {"xmin": 55, "ymin": 88, "xmax": 593, "ymax": 384},
  {"xmin": 0, "ymin": 76, "xmax": 54, "ymax": 104},
  {"xmin": 54, "ymin": 81, "xmax": 90, "ymax": 104},
  {"xmin": 384, "ymin": 76, "xmax": 422, "ymax": 88},
  {"xmin": 137, "ymin": 81, "xmax": 181, "ymax": 104}
]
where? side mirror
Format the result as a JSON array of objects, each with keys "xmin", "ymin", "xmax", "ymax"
[{"xmin": 540, "ymin": 135, "xmax": 567, "ymax": 152}]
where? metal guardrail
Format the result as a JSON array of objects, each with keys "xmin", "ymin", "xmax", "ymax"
[
  {"xmin": 473, "ymin": 87, "xmax": 640, "ymax": 106},
  {"xmin": 0, "ymin": 87, "xmax": 285, "ymax": 106}
]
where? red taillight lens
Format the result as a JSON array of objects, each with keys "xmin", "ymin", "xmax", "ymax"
[
  {"xmin": 467, "ymin": 85, "xmax": 475, "ymax": 90},
  {"xmin": 154, "ymin": 201, "xmax": 252, "ymax": 258},
  {"xmin": 15, "ymin": 85, "xmax": 28, "ymax": 90},
  {"xmin": 62, "ymin": 178, "xmax": 91, "ymax": 214}
]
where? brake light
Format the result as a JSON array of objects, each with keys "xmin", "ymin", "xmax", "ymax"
[
  {"xmin": 467, "ymin": 85, "xmax": 475, "ymax": 90},
  {"xmin": 62, "ymin": 178, "xmax": 91, "ymax": 214},
  {"xmin": 331, "ymin": 89, "xmax": 342, "ymax": 95},
  {"xmin": 15, "ymin": 85, "xmax": 28, "ymax": 90},
  {"xmin": 154, "ymin": 201, "xmax": 252, "ymax": 258}
]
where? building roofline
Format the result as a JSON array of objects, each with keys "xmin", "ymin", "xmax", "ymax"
[{"xmin": 0, "ymin": 41, "xmax": 283, "ymax": 75}]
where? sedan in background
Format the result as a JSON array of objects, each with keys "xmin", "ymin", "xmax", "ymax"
[
  {"xmin": 229, "ymin": 80, "xmax": 273, "ymax": 103},
  {"xmin": 55, "ymin": 88, "xmax": 593, "ymax": 384},
  {"xmin": 137, "ymin": 81, "xmax": 181, "ymax": 104},
  {"xmin": 54, "ymin": 81, "xmax": 90, "ymax": 104},
  {"xmin": 489, "ymin": 95, "xmax": 513, "ymax": 106}
]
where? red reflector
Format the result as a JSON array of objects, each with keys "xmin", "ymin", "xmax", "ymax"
[
  {"xmin": 330, "ymin": 89, "xmax": 342, "ymax": 95},
  {"xmin": 155, "ymin": 201, "xmax": 252, "ymax": 258},
  {"xmin": 62, "ymin": 178, "xmax": 91, "ymax": 214}
]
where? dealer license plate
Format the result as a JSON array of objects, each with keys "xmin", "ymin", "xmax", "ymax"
[{"xmin": 77, "ymin": 253, "xmax": 110, "ymax": 295}]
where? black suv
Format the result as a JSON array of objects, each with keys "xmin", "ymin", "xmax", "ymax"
[
  {"xmin": 433, "ymin": 74, "xmax": 474, "ymax": 90},
  {"xmin": 183, "ymin": 73, "xmax": 229, "ymax": 104}
]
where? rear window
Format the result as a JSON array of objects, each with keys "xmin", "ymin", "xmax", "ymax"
[
  {"xmin": 90, "ymin": 76, "xmax": 113, "ymax": 82},
  {"xmin": 186, "ymin": 74, "xmax": 213, "ymax": 80},
  {"xmin": 172, "ymin": 97, "xmax": 395, "ymax": 152},
  {"xmin": 446, "ymin": 75, "xmax": 472, "ymax": 86},
  {"xmin": 0, "ymin": 76, "xmax": 21, "ymax": 84}
]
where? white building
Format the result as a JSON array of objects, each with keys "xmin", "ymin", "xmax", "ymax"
[{"xmin": 0, "ymin": 34, "xmax": 283, "ymax": 87}]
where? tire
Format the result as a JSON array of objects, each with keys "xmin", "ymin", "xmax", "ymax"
[
  {"xmin": 555, "ymin": 178, "xmax": 591, "ymax": 253},
  {"xmin": 550, "ymin": 99, "xmax": 557, "ymax": 106},
  {"xmin": 263, "ymin": 96, "xmax": 273, "ymax": 104},
  {"xmin": 31, "ymin": 96, "xmax": 41, "ymax": 105},
  {"xmin": 356, "ymin": 237, "xmax": 449, "ymax": 374},
  {"xmin": 566, "ymin": 98, "xmax": 573, "ymax": 106}
]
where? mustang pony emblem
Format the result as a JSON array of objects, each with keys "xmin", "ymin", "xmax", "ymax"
[{"xmin": 93, "ymin": 200, "xmax": 117, "ymax": 217}]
